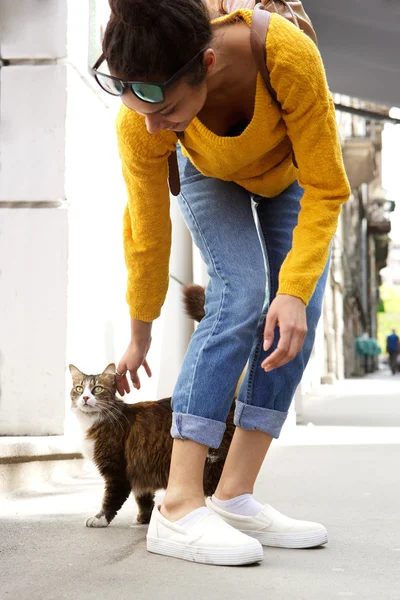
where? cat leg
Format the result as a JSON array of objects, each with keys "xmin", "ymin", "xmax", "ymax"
[
  {"xmin": 85, "ymin": 513, "xmax": 109, "ymax": 528},
  {"xmin": 134, "ymin": 491, "xmax": 155, "ymax": 525},
  {"xmin": 86, "ymin": 476, "xmax": 131, "ymax": 528}
]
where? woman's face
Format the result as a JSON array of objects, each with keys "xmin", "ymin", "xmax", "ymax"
[
  {"xmin": 118, "ymin": 50, "xmax": 215, "ymax": 134},
  {"xmin": 121, "ymin": 78, "xmax": 208, "ymax": 134}
]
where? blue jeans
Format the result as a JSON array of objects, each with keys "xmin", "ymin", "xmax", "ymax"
[{"xmin": 171, "ymin": 149, "xmax": 329, "ymax": 448}]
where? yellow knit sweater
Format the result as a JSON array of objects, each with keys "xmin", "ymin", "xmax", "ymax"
[{"xmin": 116, "ymin": 10, "xmax": 350, "ymax": 321}]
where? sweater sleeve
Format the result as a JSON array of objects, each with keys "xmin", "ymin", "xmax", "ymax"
[
  {"xmin": 266, "ymin": 15, "xmax": 351, "ymax": 305},
  {"xmin": 116, "ymin": 106, "xmax": 177, "ymax": 321}
]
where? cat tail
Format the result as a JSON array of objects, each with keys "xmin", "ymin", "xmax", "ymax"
[{"xmin": 182, "ymin": 284, "xmax": 206, "ymax": 322}]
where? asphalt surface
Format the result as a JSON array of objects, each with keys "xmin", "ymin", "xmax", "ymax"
[{"xmin": 1, "ymin": 369, "xmax": 400, "ymax": 600}]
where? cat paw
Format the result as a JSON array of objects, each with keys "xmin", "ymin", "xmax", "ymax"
[
  {"xmin": 136, "ymin": 513, "xmax": 151, "ymax": 525},
  {"xmin": 85, "ymin": 515, "xmax": 109, "ymax": 528}
]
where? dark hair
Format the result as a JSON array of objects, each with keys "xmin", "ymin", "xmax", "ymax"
[{"xmin": 103, "ymin": 0, "xmax": 213, "ymax": 84}]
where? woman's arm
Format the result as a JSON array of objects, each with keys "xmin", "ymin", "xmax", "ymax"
[
  {"xmin": 115, "ymin": 108, "xmax": 177, "ymax": 392},
  {"xmin": 266, "ymin": 15, "xmax": 351, "ymax": 306},
  {"xmin": 117, "ymin": 107, "xmax": 177, "ymax": 321},
  {"xmin": 260, "ymin": 15, "xmax": 351, "ymax": 370}
]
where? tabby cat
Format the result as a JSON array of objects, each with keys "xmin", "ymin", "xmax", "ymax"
[{"xmin": 70, "ymin": 285, "xmax": 235, "ymax": 527}]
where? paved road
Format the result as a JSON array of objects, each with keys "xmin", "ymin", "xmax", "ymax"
[
  {"xmin": 300, "ymin": 368, "xmax": 400, "ymax": 427},
  {"xmin": 1, "ymin": 371, "xmax": 400, "ymax": 600}
]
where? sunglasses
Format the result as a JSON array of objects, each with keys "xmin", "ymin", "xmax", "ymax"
[{"xmin": 91, "ymin": 50, "xmax": 206, "ymax": 104}]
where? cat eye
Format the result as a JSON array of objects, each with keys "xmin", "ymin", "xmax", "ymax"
[
  {"xmin": 93, "ymin": 386, "xmax": 104, "ymax": 394},
  {"xmin": 75, "ymin": 386, "xmax": 84, "ymax": 393}
]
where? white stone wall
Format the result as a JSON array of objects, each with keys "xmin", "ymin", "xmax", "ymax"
[
  {"xmin": 0, "ymin": 209, "xmax": 68, "ymax": 435},
  {"xmin": 0, "ymin": 0, "xmax": 67, "ymax": 59},
  {"xmin": 0, "ymin": 0, "xmax": 69, "ymax": 435},
  {"xmin": 0, "ymin": 65, "xmax": 67, "ymax": 202}
]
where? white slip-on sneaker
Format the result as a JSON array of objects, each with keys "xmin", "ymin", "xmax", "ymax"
[
  {"xmin": 146, "ymin": 505, "xmax": 263, "ymax": 565},
  {"xmin": 206, "ymin": 497, "xmax": 328, "ymax": 549}
]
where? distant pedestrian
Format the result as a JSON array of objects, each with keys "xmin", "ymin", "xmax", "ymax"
[{"xmin": 386, "ymin": 329, "xmax": 400, "ymax": 375}]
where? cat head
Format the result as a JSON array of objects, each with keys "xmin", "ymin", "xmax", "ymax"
[{"xmin": 69, "ymin": 363, "xmax": 118, "ymax": 420}]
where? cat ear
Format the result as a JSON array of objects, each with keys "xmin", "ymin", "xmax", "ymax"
[
  {"xmin": 102, "ymin": 363, "xmax": 116, "ymax": 376},
  {"xmin": 69, "ymin": 364, "xmax": 83, "ymax": 379}
]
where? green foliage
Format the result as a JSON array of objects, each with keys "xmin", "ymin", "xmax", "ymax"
[{"xmin": 377, "ymin": 283, "xmax": 400, "ymax": 350}]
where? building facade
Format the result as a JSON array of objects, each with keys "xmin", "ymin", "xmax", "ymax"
[{"xmin": 299, "ymin": 95, "xmax": 395, "ymax": 401}]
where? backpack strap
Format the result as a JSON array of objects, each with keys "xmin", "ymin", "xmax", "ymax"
[
  {"xmin": 250, "ymin": 5, "xmax": 277, "ymax": 104},
  {"xmin": 250, "ymin": 3, "xmax": 298, "ymax": 167},
  {"xmin": 167, "ymin": 151, "xmax": 181, "ymax": 196}
]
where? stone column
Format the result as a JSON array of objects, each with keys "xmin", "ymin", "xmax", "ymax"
[{"xmin": 0, "ymin": 1, "xmax": 68, "ymax": 435}]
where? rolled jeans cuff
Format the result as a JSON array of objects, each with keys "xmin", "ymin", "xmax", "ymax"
[
  {"xmin": 234, "ymin": 400, "xmax": 288, "ymax": 439},
  {"xmin": 171, "ymin": 412, "xmax": 226, "ymax": 449}
]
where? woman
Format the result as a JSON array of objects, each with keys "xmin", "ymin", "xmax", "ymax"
[{"xmin": 93, "ymin": 0, "xmax": 350, "ymax": 565}]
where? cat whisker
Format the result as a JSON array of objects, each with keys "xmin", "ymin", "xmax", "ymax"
[
  {"xmin": 102, "ymin": 414, "xmax": 120, "ymax": 436},
  {"xmin": 111, "ymin": 406, "xmax": 130, "ymax": 426},
  {"xmin": 97, "ymin": 400, "xmax": 130, "ymax": 427},
  {"xmin": 96, "ymin": 404, "xmax": 121, "ymax": 431},
  {"xmin": 96, "ymin": 402, "xmax": 125, "ymax": 435}
]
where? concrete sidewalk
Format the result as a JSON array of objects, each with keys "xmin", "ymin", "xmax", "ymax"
[
  {"xmin": 299, "ymin": 367, "xmax": 400, "ymax": 428},
  {"xmin": 1, "ymin": 372, "xmax": 400, "ymax": 600}
]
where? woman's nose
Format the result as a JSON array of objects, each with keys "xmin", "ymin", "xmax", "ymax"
[{"xmin": 145, "ymin": 115, "xmax": 165, "ymax": 134}]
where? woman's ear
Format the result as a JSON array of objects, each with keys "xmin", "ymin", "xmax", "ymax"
[{"xmin": 203, "ymin": 48, "xmax": 216, "ymax": 77}]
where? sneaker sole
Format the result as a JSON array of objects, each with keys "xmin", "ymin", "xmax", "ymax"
[
  {"xmin": 147, "ymin": 537, "xmax": 264, "ymax": 565},
  {"xmin": 240, "ymin": 528, "xmax": 328, "ymax": 549}
]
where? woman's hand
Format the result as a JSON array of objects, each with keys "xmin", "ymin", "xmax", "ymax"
[
  {"xmin": 261, "ymin": 294, "xmax": 307, "ymax": 371},
  {"xmin": 116, "ymin": 319, "xmax": 153, "ymax": 395}
]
